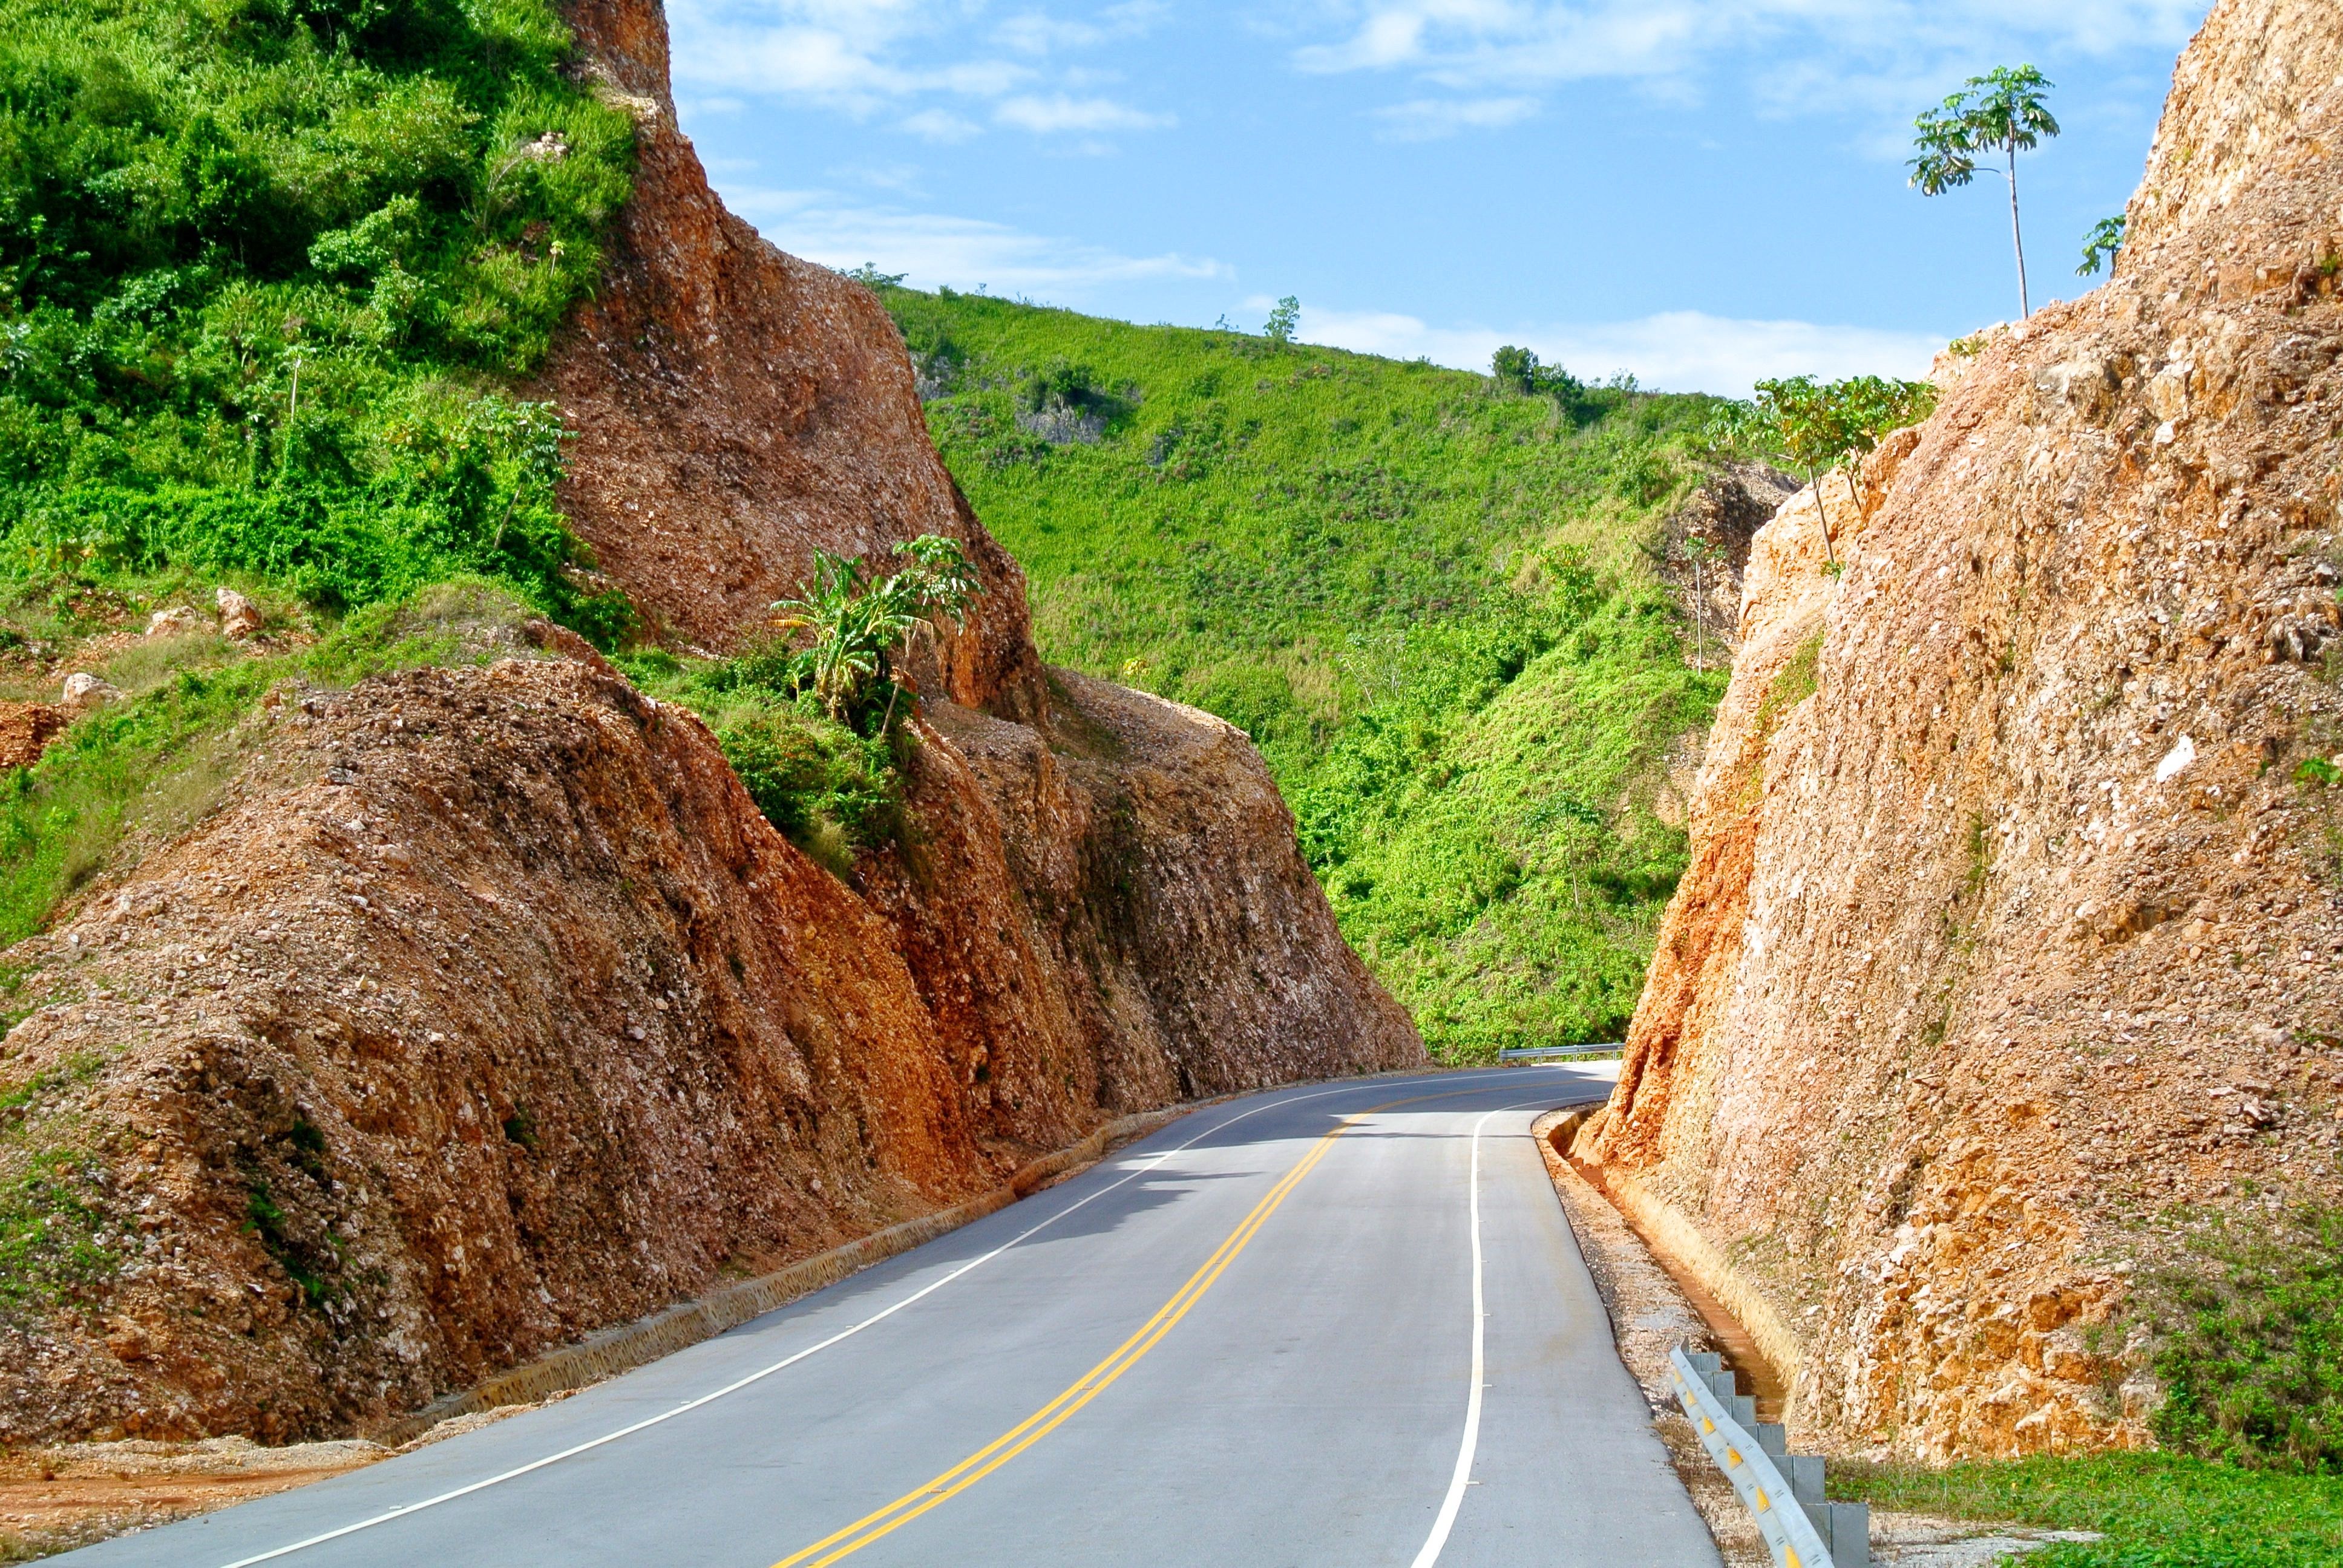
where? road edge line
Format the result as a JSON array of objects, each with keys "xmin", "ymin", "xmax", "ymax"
[{"xmin": 365, "ymin": 1100, "xmax": 1214, "ymax": 1446}]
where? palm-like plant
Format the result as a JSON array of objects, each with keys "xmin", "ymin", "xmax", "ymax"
[
  {"xmin": 1910, "ymin": 65, "xmax": 2061, "ymax": 319},
  {"xmin": 770, "ymin": 534, "xmax": 982, "ymax": 732}
]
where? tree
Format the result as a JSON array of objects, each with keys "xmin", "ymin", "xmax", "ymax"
[
  {"xmin": 1748, "ymin": 376, "xmax": 1937, "ymax": 568},
  {"xmin": 1910, "ymin": 66, "xmax": 2061, "ymax": 319},
  {"xmin": 2077, "ymin": 214, "xmax": 2127, "ymax": 277},
  {"xmin": 1263, "ymin": 296, "xmax": 1300, "ymax": 344},
  {"xmin": 769, "ymin": 534, "xmax": 982, "ymax": 733},
  {"xmin": 1674, "ymin": 534, "xmax": 1723, "ymax": 671},
  {"xmin": 1490, "ymin": 344, "xmax": 1584, "ymax": 402}
]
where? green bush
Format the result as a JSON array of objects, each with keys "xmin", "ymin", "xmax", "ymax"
[
  {"xmin": 0, "ymin": 0, "xmax": 635, "ymax": 638},
  {"xmin": 617, "ymin": 645, "xmax": 913, "ymax": 879},
  {"xmin": 2151, "ymin": 1206, "xmax": 2343, "ymax": 1472},
  {"xmin": 712, "ymin": 707, "xmax": 901, "ymax": 875}
]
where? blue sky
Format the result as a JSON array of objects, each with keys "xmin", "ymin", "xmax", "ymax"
[{"xmin": 667, "ymin": 1, "xmax": 2211, "ymax": 395}]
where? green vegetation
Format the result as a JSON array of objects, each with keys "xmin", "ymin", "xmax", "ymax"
[
  {"xmin": 878, "ymin": 283, "xmax": 1737, "ymax": 1057},
  {"xmin": 2080, "ymin": 214, "xmax": 2129, "ymax": 278},
  {"xmin": 0, "ymin": 0, "xmax": 635, "ymax": 637},
  {"xmin": 2147, "ymin": 1205, "xmax": 2343, "ymax": 1473},
  {"xmin": 1910, "ymin": 64, "xmax": 2062, "ymax": 319},
  {"xmin": 1713, "ymin": 374, "xmax": 1936, "ymax": 566},
  {"xmin": 768, "ymin": 535, "xmax": 980, "ymax": 730},
  {"xmin": 667, "ymin": 671, "xmax": 908, "ymax": 881},
  {"xmin": 611, "ymin": 535, "xmax": 978, "ymax": 881},
  {"xmin": 0, "ymin": 0, "xmax": 643, "ymax": 945},
  {"xmin": 0, "ymin": 1050, "xmax": 110, "ymax": 1318},
  {"xmin": 1831, "ymin": 1452, "xmax": 2343, "ymax": 1567}
]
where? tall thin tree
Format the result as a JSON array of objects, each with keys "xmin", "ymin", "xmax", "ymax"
[{"xmin": 1910, "ymin": 66, "xmax": 2061, "ymax": 319}]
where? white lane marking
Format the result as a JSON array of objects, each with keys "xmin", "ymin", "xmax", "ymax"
[
  {"xmin": 214, "ymin": 1068, "xmax": 1540, "ymax": 1567},
  {"xmin": 1409, "ymin": 1095, "xmax": 1568, "ymax": 1568}
]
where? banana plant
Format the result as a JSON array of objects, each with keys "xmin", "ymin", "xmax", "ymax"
[{"xmin": 770, "ymin": 534, "xmax": 981, "ymax": 733}]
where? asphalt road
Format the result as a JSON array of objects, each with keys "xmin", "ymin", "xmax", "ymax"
[{"xmin": 61, "ymin": 1064, "xmax": 1720, "ymax": 1568}]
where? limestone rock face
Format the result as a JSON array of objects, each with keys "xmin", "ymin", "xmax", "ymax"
[
  {"xmin": 1585, "ymin": 0, "xmax": 2343, "ymax": 1460},
  {"xmin": 0, "ymin": 0, "xmax": 1421, "ymax": 1444}
]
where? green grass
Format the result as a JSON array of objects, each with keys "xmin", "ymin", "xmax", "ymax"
[
  {"xmin": 0, "ymin": 1051, "xmax": 112, "ymax": 1319},
  {"xmin": 1831, "ymin": 1453, "xmax": 2343, "ymax": 1567},
  {"xmin": 2143, "ymin": 1204, "xmax": 2343, "ymax": 1472},
  {"xmin": 880, "ymin": 285, "xmax": 1732, "ymax": 1057},
  {"xmin": 0, "ymin": 577, "xmax": 557, "ymax": 943}
]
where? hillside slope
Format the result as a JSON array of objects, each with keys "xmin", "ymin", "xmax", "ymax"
[
  {"xmin": 882, "ymin": 289, "xmax": 1743, "ymax": 1056},
  {"xmin": 0, "ymin": 0, "xmax": 1420, "ymax": 1447},
  {"xmin": 1581, "ymin": 0, "xmax": 2343, "ymax": 1463}
]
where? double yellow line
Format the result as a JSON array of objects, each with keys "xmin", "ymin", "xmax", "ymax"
[{"xmin": 770, "ymin": 1086, "xmax": 1494, "ymax": 1568}]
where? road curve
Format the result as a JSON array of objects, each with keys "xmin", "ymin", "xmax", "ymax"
[{"xmin": 57, "ymin": 1065, "xmax": 1720, "ymax": 1568}]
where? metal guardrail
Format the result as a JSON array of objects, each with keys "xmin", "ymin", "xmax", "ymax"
[
  {"xmin": 1496, "ymin": 1043, "xmax": 1623, "ymax": 1060},
  {"xmin": 1668, "ymin": 1345, "xmax": 1869, "ymax": 1568}
]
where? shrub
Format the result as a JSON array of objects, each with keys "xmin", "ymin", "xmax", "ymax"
[
  {"xmin": 1017, "ymin": 359, "xmax": 1112, "ymax": 416},
  {"xmin": 2151, "ymin": 1206, "xmax": 2343, "ymax": 1472},
  {"xmin": 0, "ymin": 0, "xmax": 636, "ymax": 640},
  {"xmin": 767, "ymin": 535, "xmax": 980, "ymax": 733}
]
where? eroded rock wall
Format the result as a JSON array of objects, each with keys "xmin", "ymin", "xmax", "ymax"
[
  {"xmin": 1584, "ymin": 0, "xmax": 2343, "ymax": 1460},
  {"xmin": 529, "ymin": 0, "xmax": 1038, "ymax": 709},
  {"xmin": 0, "ymin": 631, "xmax": 1418, "ymax": 1445},
  {"xmin": 0, "ymin": 0, "xmax": 1421, "ymax": 1443}
]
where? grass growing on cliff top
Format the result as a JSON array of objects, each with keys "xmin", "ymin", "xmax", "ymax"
[
  {"xmin": 1830, "ymin": 1453, "xmax": 2343, "ymax": 1567},
  {"xmin": 0, "ymin": 0, "xmax": 635, "ymax": 639},
  {"xmin": 0, "ymin": 578, "xmax": 562, "ymax": 943},
  {"xmin": 876, "ymin": 283, "xmax": 1731, "ymax": 1057}
]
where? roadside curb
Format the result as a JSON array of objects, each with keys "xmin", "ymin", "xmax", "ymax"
[{"xmin": 367, "ymin": 1100, "xmax": 1211, "ymax": 1446}]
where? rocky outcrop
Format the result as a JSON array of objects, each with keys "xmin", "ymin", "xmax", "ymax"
[
  {"xmin": 528, "ymin": 0, "xmax": 1037, "ymax": 711},
  {"xmin": 1581, "ymin": 0, "xmax": 2343, "ymax": 1460},
  {"xmin": 0, "ymin": 0, "xmax": 1420, "ymax": 1443},
  {"xmin": 1659, "ymin": 463, "xmax": 1800, "ymax": 661}
]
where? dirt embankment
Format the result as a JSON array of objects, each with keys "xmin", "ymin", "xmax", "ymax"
[
  {"xmin": 0, "ymin": 0, "xmax": 1421, "ymax": 1448},
  {"xmin": 1581, "ymin": 0, "xmax": 2343, "ymax": 1460}
]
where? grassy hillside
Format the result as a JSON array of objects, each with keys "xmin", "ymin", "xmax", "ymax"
[
  {"xmin": 878, "ymin": 284, "xmax": 1732, "ymax": 1059},
  {"xmin": 0, "ymin": 0, "xmax": 654, "ymax": 953},
  {"xmin": 0, "ymin": 0, "xmax": 634, "ymax": 636}
]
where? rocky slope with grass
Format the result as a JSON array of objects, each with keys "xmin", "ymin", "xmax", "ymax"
[
  {"xmin": 874, "ymin": 281, "xmax": 1742, "ymax": 1062},
  {"xmin": 0, "ymin": 0, "xmax": 1419, "ymax": 1446},
  {"xmin": 1578, "ymin": 0, "xmax": 2343, "ymax": 1465}
]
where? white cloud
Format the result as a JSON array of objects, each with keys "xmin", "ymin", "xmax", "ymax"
[
  {"xmin": 1372, "ymin": 95, "xmax": 1539, "ymax": 138},
  {"xmin": 670, "ymin": 0, "xmax": 1170, "ymax": 141},
  {"xmin": 728, "ymin": 189, "xmax": 1231, "ymax": 293},
  {"xmin": 1297, "ymin": 303, "xmax": 1951, "ymax": 396},
  {"xmin": 995, "ymin": 94, "xmax": 1174, "ymax": 133},
  {"xmin": 902, "ymin": 108, "xmax": 985, "ymax": 142},
  {"xmin": 995, "ymin": 5, "xmax": 1163, "ymax": 54},
  {"xmin": 1293, "ymin": 1, "xmax": 2206, "ymax": 117}
]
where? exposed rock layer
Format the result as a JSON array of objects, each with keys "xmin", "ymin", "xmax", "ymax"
[
  {"xmin": 1585, "ymin": 0, "xmax": 2343, "ymax": 1459},
  {"xmin": 0, "ymin": 0, "xmax": 1421, "ymax": 1442},
  {"xmin": 529, "ymin": 0, "xmax": 1038, "ymax": 711}
]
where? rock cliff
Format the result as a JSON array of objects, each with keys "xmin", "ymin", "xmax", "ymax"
[
  {"xmin": 1581, "ymin": 0, "xmax": 2343, "ymax": 1460},
  {"xmin": 0, "ymin": 0, "xmax": 1420, "ymax": 1444}
]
